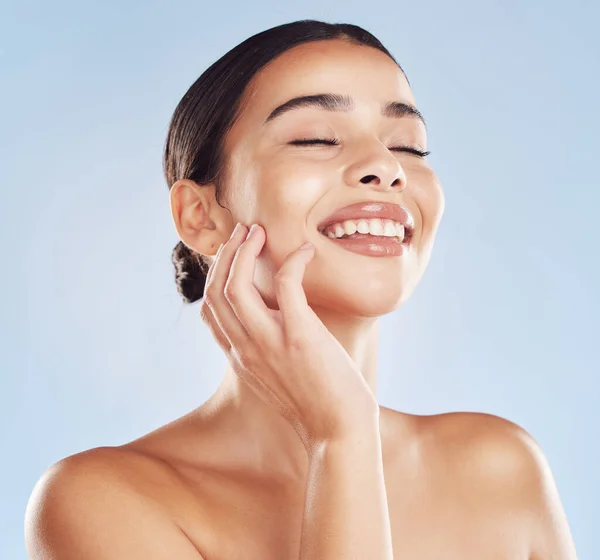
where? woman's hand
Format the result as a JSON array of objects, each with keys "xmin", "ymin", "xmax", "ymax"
[{"xmin": 199, "ymin": 222, "xmax": 379, "ymax": 454}]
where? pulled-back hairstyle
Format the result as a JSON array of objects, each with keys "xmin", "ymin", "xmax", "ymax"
[{"xmin": 164, "ymin": 19, "xmax": 407, "ymax": 303}]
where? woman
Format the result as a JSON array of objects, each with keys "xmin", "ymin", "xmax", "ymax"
[{"xmin": 25, "ymin": 19, "xmax": 577, "ymax": 559}]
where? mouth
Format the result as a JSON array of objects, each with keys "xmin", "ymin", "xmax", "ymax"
[
  {"xmin": 315, "ymin": 200, "xmax": 415, "ymax": 247},
  {"xmin": 318, "ymin": 222, "xmax": 414, "ymax": 246}
]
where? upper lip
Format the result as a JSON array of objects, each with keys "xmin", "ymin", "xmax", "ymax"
[{"xmin": 317, "ymin": 200, "xmax": 415, "ymax": 234}]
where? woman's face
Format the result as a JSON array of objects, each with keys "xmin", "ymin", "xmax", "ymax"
[{"xmin": 217, "ymin": 39, "xmax": 444, "ymax": 317}]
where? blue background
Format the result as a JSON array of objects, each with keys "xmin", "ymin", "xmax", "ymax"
[{"xmin": 1, "ymin": 0, "xmax": 598, "ymax": 557}]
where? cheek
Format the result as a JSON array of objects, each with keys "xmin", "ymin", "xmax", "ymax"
[
  {"xmin": 252, "ymin": 168, "xmax": 327, "ymax": 250},
  {"xmin": 262, "ymin": 173, "xmax": 324, "ymax": 222},
  {"xmin": 238, "ymin": 164, "xmax": 328, "ymax": 309},
  {"xmin": 417, "ymin": 170, "xmax": 445, "ymax": 231}
]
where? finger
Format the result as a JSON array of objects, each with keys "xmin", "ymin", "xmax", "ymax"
[
  {"xmin": 272, "ymin": 242, "xmax": 316, "ymax": 338},
  {"xmin": 204, "ymin": 241, "xmax": 225, "ymax": 287},
  {"xmin": 199, "ymin": 299, "xmax": 232, "ymax": 352},
  {"xmin": 203, "ymin": 223, "xmax": 252, "ymax": 348},
  {"xmin": 199, "ymin": 242, "xmax": 231, "ymax": 351},
  {"xmin": 225, "ymin": 224, "xmax": 281, "ymax": 345}
]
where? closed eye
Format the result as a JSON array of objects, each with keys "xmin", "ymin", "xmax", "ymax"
[{"xmin": 289, "ymin": 138, "xmax": 430, "ymax": 157}]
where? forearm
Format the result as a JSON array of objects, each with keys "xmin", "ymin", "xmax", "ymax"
[{"xmin": 299, "ymin": 420, "xmax": 394, "ymax": 560}]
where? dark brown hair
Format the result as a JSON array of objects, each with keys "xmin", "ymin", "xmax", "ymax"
[{"xmin": 164, "ymin": 19, "xmax": 407, "ymax": 303}]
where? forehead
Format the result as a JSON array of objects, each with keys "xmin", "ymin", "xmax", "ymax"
[{"xmin": 239, "ymin": 39, "xmax": 415, "ymax": 124}]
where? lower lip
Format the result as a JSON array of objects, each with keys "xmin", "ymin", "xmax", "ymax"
[{"xmin": 320, "ymin": 232, "xmax": 411, "ymax": 257}]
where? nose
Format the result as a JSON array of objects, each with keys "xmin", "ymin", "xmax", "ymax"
[{"xmin": 344, "ymin": 142, "xmax": 407, "ymax": 192}]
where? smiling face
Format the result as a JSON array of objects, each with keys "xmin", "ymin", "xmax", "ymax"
[{"xmin": 203, "ymin": 39, "xmax": 444, "ymax": 316}]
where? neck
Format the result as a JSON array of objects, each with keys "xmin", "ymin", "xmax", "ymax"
[{"xmin": 202, "ymin": 311, "xmax": 381, "ymax": 484}]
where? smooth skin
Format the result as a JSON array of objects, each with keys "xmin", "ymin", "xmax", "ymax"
[
  {"xmin": 25, "ymin": 39, "xmax": 577, "ymax": 559},
  {"xmin": 199, "ymin": 221, "xmax": 391, "ymax": 558}
]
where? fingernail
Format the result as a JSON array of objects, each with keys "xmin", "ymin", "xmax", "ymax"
[
  {"xmin": 299, "ymin": 242, "xmax": 314, "ymax": 250},
  {"xmin": 247, "ymin": 223, "xmax": 259, "ymax": 238},
  {"xmin": 230, "ymin": 223, "xmax": 242, "ymax": 240}
]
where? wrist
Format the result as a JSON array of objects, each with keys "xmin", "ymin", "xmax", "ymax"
[{"xmin": 307, "ymin": 414, "xmax": 382, "ymax": 461}]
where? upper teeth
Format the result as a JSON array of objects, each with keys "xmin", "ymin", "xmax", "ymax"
[{"xmin": 322, "ymin": 218, "xmax": 407, "ymax": 240}]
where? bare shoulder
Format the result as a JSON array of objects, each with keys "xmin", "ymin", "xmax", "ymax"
[
  {"xmin": 411, "ymin": 411, "xmax": 578, "ymax": 559},
  {"xmin": 382, "ymin": 410, "xmax": 533, "ymax": 480},
  {"xmin": 420, "ymin": 410, "xmax": 534, "ymax": 456},
  {"xmin": 24, "ymin": 446, "xmax": 205, "ymax": 559},
  {"xmin": 412, "ymin": 411, "xmax": 548, "ymax": 485}
]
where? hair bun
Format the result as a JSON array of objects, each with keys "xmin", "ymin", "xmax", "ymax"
[{"xmin": 172, "ymin": 241, "xmax": 209, "ymax": 303}]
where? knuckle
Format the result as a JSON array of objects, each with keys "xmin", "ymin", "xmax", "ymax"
[
  {"xmin": 286, "ymin": 335, "xmax": 306, "ymax": 352},
  {"xmin": 204, "ymin": 285, "xmax": 218, "ymax": 305},
  {"xmin": 202, "ymin": 295, "xmax": 214, "ymax": 311},
  {"xmin": 274, "ymin": 271, "xmax": 294, "ymax": 286},
  {"xmin": 223, "ymin": 280, "xmax": 241, "ymax": 303},
  {"xmin": 237, "ymin": 348, "xmax": 257, "ymax": 371}
]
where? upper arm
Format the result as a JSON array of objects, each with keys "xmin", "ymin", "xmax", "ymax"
[
  {"xmin": 462, "ymin": 414, "xmax": 578, "ymax": 560},
  {"xmin": 511, "ymin": 427, "xmax": 578, "ymax": 560},
  {"xmin": 24, "ymin": 450, "xmax": 205, "ymax": 560}
]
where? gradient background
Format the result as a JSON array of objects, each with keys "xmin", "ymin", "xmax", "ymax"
[{"xmin": 2, "ymin": 0, "xmax": 598, "ymax": 558}]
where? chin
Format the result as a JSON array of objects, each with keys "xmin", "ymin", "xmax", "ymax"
[{"xmin": 304, "ymin": 276, "xmax": 417, "ymax": 318}]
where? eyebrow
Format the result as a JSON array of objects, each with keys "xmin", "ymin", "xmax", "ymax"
[{"xmin": 263, "ymin": 93, "xmax": 427, "ymax": 129}]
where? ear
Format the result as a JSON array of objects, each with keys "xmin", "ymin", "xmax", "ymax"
[{"xmin": 169, "ymin": 179, "xmax": 233, "ymax": 258}]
